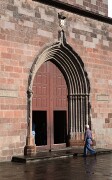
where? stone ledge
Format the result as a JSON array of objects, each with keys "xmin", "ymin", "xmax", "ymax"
[{"xmin": 11, "ymin": 148, "xmax": 112, "ymax": 163}]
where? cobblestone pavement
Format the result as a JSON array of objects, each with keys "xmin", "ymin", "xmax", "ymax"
[{"xmin": 0, "ymin": 154, "xmax": 112, "ymax": 180}]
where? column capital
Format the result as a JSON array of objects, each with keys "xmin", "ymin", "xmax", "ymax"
[{"xmin": 27, "ymin": 89, "xmax": 33, "ymax": 99}]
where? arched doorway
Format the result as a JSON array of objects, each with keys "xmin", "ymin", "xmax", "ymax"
[
  {"xmin": 25, "ymin": 31, "xmax": 90, "ymax": 155},
  {"xmin": 32, "ymin": 61, "xmax": 68, "ymax": 150}
]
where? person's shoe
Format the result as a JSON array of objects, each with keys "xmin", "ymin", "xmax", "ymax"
[{"xmin": 73, "ymin": 153, "xmax": 78, "ymax": 157}]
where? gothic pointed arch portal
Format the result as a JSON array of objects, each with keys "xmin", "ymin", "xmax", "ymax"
[{"xmin": 25, "ymin": 31, "xmax": 90, "ymax": 155}]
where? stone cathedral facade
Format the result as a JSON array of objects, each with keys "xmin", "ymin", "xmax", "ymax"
[{"xmin": 0, "ymin": 0, "xmax": 112, "ymax": 161}]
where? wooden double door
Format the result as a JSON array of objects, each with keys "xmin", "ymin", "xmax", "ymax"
[{"xmin": 32, "ymin": 61, "xmax": 68, "ymax": 150}]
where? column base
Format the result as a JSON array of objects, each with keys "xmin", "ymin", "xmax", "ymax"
[
  {"xmin": 24, "ymin": 145, "xmax": 36, "ymax": 156},
  {"xmin": 68, "ymin": 132, "xmax": 96, "ymax": 147},
  {"xmin": 24, "ymin": 135, "xmax": 36, "ymax": 155},
  {"xmin": 69, "ymin": 139, "xmax": 84, "ymax": 147},
  {"xmin": 69, "ymin": 139, "xmax": 96, "ymax": 147},
  {"xmin": 68, "ymin": 132, "xmax": 84, "ymax": 146}
]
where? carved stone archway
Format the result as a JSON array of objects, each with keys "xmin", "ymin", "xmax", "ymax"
[{"xmin": 24, "ymin": 30, "xmax": 90, "ymax": 155}]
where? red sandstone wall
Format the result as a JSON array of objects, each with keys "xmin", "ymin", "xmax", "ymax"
[
  {"xmin": 57, "ymin": 0, "xmax": 108, "ymax": 16},
  {"xmin": 0, "ymin": 0, "xmax": 112, "ymax": 161}
]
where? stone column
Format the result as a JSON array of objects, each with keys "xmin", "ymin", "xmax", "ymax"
[
  {"xmin": 24, "ymin": 89, "xmax": 36, "ymax": 156},
  {"xmin": 69, "ymin": 94, "xmax": 84, "ymax": 146},
  {"xmin": 67, "ymin": 95, "xmax": 73, "ymax": 146},
  {"xmin": 86, "ymin": 94, "xmax": 89, "ymax": 125}
]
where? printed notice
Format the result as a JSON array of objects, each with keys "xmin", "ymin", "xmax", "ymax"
[
  {"xmin": 97, "ymin": 94, "xmax": 109, "ymax": 101},
  {"xmin": 0, "ymin": 90, "xmax": 18, "ymax": 98}
]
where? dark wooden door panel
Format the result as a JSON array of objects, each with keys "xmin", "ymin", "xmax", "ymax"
[
  {"xmin": 33, "ymin": 63, "xmax": 50, "ymax": 110},
  {"xmin": 53, "ymin": 65, "xmax": 67, "ymax": 110}
]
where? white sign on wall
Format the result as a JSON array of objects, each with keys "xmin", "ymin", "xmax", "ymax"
[
  {"xmin": 108, "ymin": 0, "xmax": 112, "ymax": 18},
  {"xmin": 0, "ymin": 89, "xmax": 18, "ymax": 98}
]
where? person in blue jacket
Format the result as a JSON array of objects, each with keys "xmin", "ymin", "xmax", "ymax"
[{"xmin": 83, "ymin": 124, "xmax": 96, "ymax": 157}]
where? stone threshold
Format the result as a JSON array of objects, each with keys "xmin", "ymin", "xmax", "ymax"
[{"xmin": 11, "ymin": 148, "xmax": 112, "ymax": 163}]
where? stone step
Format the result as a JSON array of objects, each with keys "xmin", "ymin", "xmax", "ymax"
[{"xmin": 12, "ymin": 148, "xmax": 112, "ymax": 163}]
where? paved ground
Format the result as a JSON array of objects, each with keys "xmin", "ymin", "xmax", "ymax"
[{"xmin": 0, "ymin": 154, "xmax": 112, "ymax": 180}]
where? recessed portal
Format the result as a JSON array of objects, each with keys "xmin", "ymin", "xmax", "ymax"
[
  {"xmin": 54, "ymin": 111, "xmax": 67, "ymax": 144},
  {"xmin": 32, "ymin": 111, "xmax": 47, "ymax": 146},
  {"xmin": 26, "ymin": 37, "xmax": 90, "ymax": 156}
]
